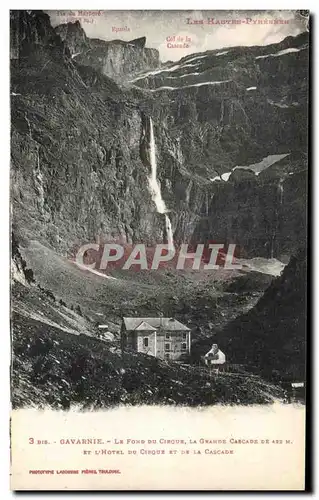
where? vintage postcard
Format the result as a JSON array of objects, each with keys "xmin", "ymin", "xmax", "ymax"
[{"xmin": 10, "ymin": 9, "xmax": 308, "ymax": 490}]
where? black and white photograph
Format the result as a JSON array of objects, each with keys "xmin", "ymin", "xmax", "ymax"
[{"xmin": 9, "ymin": 8, "xmax": 309, "ymax": 490}]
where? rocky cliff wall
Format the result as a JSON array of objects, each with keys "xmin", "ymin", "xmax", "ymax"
[
  {"xmin": 11, "ymin": 11, "xmax": 308, "ymax": 260},
  {"xmin": 55, "ymin": 21, "xmax": 159, "ymax": 80}
]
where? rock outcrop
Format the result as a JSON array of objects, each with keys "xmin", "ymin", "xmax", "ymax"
[
  {"xmin": 10, "ymin": 10, "xmax": 68, "ymax": 59},
  {"xmin": 129, "ymin": 36, "xmax": 146, "ymax": 48},
  {"xmin": 55, "ymin": 22, "xmax": 159, "ymax": 80}
]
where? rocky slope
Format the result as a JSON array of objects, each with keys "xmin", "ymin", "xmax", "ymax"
[
  {"xmin": 11, "ymin": 235, "xmax": 283, "ymax": 408},
  {"xmin": 12, "ymin": 293, "xmax": 285, "ymax": 409},
  {"xmin": 192, "ymin": 247, "xmax": 307, "ymax": 382}
]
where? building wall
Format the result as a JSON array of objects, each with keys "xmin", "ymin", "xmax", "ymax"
[
  {"xmin": 121, "ymin": 325, "xmax": 138, "ymax": 351},
  {"xmin": 126, "ymin": 332, "xmax": 137, "ymax": 350},
  {"xmin": 136, "ymin": 331, "xmax": 157, "ymax": 357},
  {"xmin": 156, "ymin": 330, "xmax": 190, "ymax": 361},
  {"xmin": 121, "ymin": 323, "xmax": 191, "ymax": 361}
]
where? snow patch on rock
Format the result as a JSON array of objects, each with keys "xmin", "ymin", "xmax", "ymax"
[
  {"xmin": 256, "ymin": 47, "xmax": 301, "ymax": 60},
  {"xmin": 150, "ymin": 80, "xmax": 231, "ymax": 92}
]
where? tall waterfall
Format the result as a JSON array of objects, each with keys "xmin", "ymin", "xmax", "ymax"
[
  {"xmin": 270, "ymin": 180, "xmax": 284, "ymax": 258},
  {"xmin": 148, "ymin": 118, "xmax": 174, "ymax": 249},
  {"xmin": 278, "ymin": 181, "xmax": 284, "ymax": 205},
  {"xmin": 164, "ymin": 213, "xmax": 174, "ymax": 249}
]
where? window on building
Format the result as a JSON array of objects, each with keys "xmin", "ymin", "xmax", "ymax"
[
  {"xmin": 182, "ymin": 332, "xmax": 187, "ymax": 339},
  {"xmin": 165, "ymin": 343, "xmax": 170, "ymax": 351},
  {"xmin": 144, "ymin": 337, "xmax": 149, "ymax": 347},
  {"xmin": 182, "ymin": 343, "xmax": 187, "ymax": 350},
  {"xmin": 165, "ymin": 353, "xmax": 170, "ymax": 360},
  {"xmin": 165, "ymin": 333, "xmax": 170, "ymax": 339}
]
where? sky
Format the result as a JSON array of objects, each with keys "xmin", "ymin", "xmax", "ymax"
[{"xmin": 48, "ymin": 10, "xmax": 308, "ymax": 62}]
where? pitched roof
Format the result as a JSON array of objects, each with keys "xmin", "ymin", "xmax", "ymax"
[
  {"xmin": 135, "ymin": 321, "xmax": 156, "ymax": 331},
  {"xmin": 123, "ymin": 317, "xmax": 190, "ymax": 331}
]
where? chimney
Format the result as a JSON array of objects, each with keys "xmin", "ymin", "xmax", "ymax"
[{"xmin": 159, "ymin": 312, "xmax": 163, "ymax": 328}]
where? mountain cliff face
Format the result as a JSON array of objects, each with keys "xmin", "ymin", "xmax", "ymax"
[
  {"xmin": 11, "ymin": 11, "xmax": 308, "ymax": 260},
  {"xmin": 192, "ymin": 152, "xmax": 307, "ymax": 258},
  {"xmin": 11, "ymin": 14, "xmax": 164, "ymax": 252},
  {"xmin": 55, "ymin": 21, "xmax": 159, "ymax": 80},
  {"xmin": 131, "ymin": 33, "xmax": 308, "ymax": 255}
]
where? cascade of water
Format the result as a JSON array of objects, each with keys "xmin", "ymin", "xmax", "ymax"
[
  {"xmin": 164, "ymin": 214, "xmax": 173, "ymax": 248},
  {"xmin": 278, "ymin": 181, "xmax": 284, "ymax": 205},
  {"xmin": 270, "ymin": 234, "xmax": 275, "ymax": 259},
  {"xmin": 270, "ymin": 180, "xmax": 284, "ymax": 257},
  {"xmin": 148, "ymin": 118, "xmax": 174, "ymax": 249}
]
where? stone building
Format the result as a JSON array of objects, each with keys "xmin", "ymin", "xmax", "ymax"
[{"xmin": 121, "ymin": 317, "xmax": 191, "ymax": 361}]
